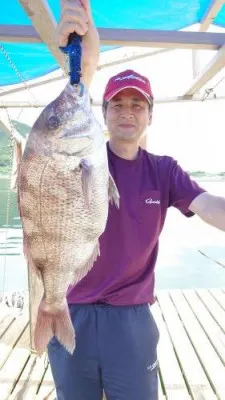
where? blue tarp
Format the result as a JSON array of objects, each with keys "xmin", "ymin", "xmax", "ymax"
[{"xmin": 1, "ymin": 0, "xmax": 225, "ymax": 85}]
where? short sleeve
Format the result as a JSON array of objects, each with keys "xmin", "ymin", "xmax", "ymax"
[{"xmin": 169, "ymin": 160, "xmax": 207, "ymax": 217}]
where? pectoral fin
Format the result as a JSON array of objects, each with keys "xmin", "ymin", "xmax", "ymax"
[
  {"xmin": 108, "ymin": 173, "xmax": 119, "ymax": 208},
  {"xmin": 80, "ymin": 158, "xmax": 93, "ymax": 208}
]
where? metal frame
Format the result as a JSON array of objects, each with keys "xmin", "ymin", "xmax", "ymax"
[
  {"xmin": 200, "ymin": 0, "xmax": 225, "ymax": 31},
  {"xmin": 0, "ymin": 0, "xmax": 225, "ymax": 100},
  {"xmin": 1, "ymin": 93, "xmax": 224, "ymax": 108},
  {"xmin": 1, "ymin": 24, "xmax": 225, "ymax": 50},
  {"xmin": 187, "ymin": 0, "xmax": 225, "ymax": 94}
]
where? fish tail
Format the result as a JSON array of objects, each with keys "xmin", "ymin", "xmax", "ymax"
[{"xmin": 34, "ymin": 299, "xmax": 75, "ymax": 355}]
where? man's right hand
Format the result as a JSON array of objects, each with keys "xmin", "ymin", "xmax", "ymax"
[
  {"xmin": 57, "ymin": 0, "xmax": 100, "ymax": 88},
  {"xmin": 57, "ymin": 0, "xmax": 89, "ymax": 47}
]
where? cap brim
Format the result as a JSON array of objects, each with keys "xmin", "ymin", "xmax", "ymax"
[{"xmin": 105, "ymin": 86, "xmax": 152, "ymax": 104}]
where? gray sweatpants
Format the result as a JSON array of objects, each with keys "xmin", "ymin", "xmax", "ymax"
[{"xmin": 48, "ymin": 303, "xmax": 159, "ymax": 400}]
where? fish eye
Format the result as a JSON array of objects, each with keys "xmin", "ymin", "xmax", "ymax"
[{"xmin": 47, "ymin": 115, "xmax": 60, "ymax": 130}]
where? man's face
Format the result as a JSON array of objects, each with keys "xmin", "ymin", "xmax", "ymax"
[{"xmin": 104, "ymin": 88, "xmax": 152, "ymax": 144}]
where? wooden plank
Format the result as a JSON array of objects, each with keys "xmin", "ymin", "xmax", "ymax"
[
  {"xmin": 200, "ymin": 0, "xmax": 225, "ymax": 32},
  {"xmin": 0, "ymin": 313, "xmax": 29, "ymax": 369},
  {"xmin": 170, "ymin": 290, "xmax": 225, "ymax": 399},
  {"xmin": 0, "ymin": 313, "xmax": 15, "ymax": 339},
  {"xmin": 157, "ymin": 371, "xmax": 166, "ymax": 400},
  {"xmin": 151, "ymin": 302, "xmax": 190, "ymax": 399},
  {"xmin": 209, "ymin": 289, "xmax": 225, "ymax": 312},
  {"xmin": 36, "ymin": 361, "xmax": 54, "ymax": 399},
  {"xmin": 1, "ymin": 24, "xmax": 225, "ymax": 50},
  {"xmin": 9, "ymin": 353, "xmax": 38, "ymax": 400},
  {"xmin": 40, "ymin": 389, "xmax": 57, "ymax": 400},
  {"xmin": 13, "ymin": 353, "xmax": 48, "ymax": 400},
  {"xmin": 157, "ymin": 291, "xmax": 217, "ymax": 400},
  {"xmin": 99, "ymin": 28, "xmax": 225, "ymax": 50},
  {"xmin": 18, "ymin": 0, "xmax": 65, "ymax": 69},
  {"xmin": 0, "ymin": 305, "xmax": 11, "ymax": 319},
  {"xmin": 0, "ymin": 24, "xmax": 41, "ymax": 43},
  {"xmin": 184, "ymin": 44, "xmax": 225, "ymax": 95},
  {"xmin": 183, "ymin": 290, "xmax": 225, "ymax": 365},
  {"xmin": 0, "ymin": 326, "xmax": 30, "ymax": 400},
  {"xmin": 196, "ymin": 289, "xmax": 225, "ymax": 333}
]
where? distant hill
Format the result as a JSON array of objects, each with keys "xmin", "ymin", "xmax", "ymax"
[
  {"xmin": 0, "ymin": 120, "xmax": 31, "ymax": 175},
  {"xmin": 0, "ymin": 123, "xmax": 224, "ymax": 179}
]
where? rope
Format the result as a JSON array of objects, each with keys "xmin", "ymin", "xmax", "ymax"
[{"xmin": 1, "ymin": 109, "xmax": 15, "ymax": 297}]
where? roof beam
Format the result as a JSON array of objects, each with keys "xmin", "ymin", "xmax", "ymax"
[
  {"xmin": 200, "ymin": 0, "xmax": 225, "ymax": 32},
  {"xmin": 99, "ymin": 28, "xmax": 225, "ymax": 50},
  {"xmin": 1, "ymin": 25, "xmax": 225, "ymax": 50},
  {"xmin": 1, "ymin": 94, "xmax": 225, "ymax": 108},
  {"xmin": 185, "ymin": 44, "xmax": 225, "ymax": 95},
  {"xmin": 0, "ymin": 49, "xmax": 171, "ymax": 98},
  {"xmin": 97, "ymin": 48, "xmax": 171, "ymax": 70},
  {"xmin": 187, "ymin": 0, "xmax": 225, "ymax": 94},
  {"xmin": 0, "ymin": 24, "xmax": 41, "ymax": 42},
  {"xmin": 18, "ymin": 0, "xmax": 65, "ymax": 69},
  {"xmin": 0, "ymin": 75, "xmax": 65, "ymax": 97}
]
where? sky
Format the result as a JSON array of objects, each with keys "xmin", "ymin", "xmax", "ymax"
[{"xmin": 1, "ymin": 24, "xmax": 225, "ymax": 173}]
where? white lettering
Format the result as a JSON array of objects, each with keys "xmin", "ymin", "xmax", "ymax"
[
  {"xmin": 114, "ymin": 74, "xmax": 146, "ymax": 84},
  {"xmin": 145, "ymin": 198, "xmax": 160, "ymax": 205},
  {"xmin": 147, "ymin": 360, "xmax": 158, "ymax": 371}
]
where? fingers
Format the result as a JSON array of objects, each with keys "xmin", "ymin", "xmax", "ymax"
[
  {"xmin": 79, "ymin": 0, "xmax": 92, "ymax": 19},
  {"xmin": 57, "ymin": 0, "xmax": 90, "ymax": 47}
]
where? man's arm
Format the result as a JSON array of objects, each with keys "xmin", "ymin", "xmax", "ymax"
[
  {"xmin": 56, "ymin": 0, "xmax": 100, "ymax": 88},
  {"xmin": 189, "ymin": 192, "xmax": 225, "ymax": 231}
]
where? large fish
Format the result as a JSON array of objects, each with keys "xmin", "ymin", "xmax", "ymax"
[{"xmin": 17, "ymin": 82, "xmax": 119, "ymax": 355}]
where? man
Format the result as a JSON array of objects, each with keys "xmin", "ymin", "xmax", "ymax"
[{"xmin": 48, "ymin": 1, "xmax": 225, "ymax": 399}]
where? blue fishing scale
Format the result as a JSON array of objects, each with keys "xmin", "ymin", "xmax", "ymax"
[{"xmin": 60, "ymin": 33, "xmax": 84, "ymax": 95}]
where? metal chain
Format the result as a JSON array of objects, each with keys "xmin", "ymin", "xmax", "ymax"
[
  {"xmin": 1, "ymin": 109, "xmax": 15, "ymax": 297},
  {"xmin": 0, "ymin": 43, "xmax": 38, "ymax": 104}
]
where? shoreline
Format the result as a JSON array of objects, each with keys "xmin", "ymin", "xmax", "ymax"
[{"xmin": 0, "ymin": 174, "xmax": 224, "ymax": 182}]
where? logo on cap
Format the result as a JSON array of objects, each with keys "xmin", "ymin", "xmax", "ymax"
[{"xmin": 114, "ymin": 74, "xmax": 146, "ymax": 84}]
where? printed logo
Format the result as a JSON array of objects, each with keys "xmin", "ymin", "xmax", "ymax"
[
  {"xmin": 145, "ymin": 198, "xmax": 160, "ymax": 205},
  {"xmin": 114, "ymin": 74, "xmax": 146, "ymax": 84},
  {"xmin": 147, "ymin": 360, "xmax": 158, "ymax": 371}
]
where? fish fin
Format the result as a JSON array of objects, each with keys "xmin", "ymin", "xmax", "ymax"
[
  {"xmin": 34, "ymin": 299, "xmax": 75, "ymax": 355},
  {"xmin": 86, "ymin": 240, "xmax": 100, "ymax": 270},
  {"xmin": 73, "ymin": 241, "xmax": 100, "ymax": 285},
  {"xmin": 10, "ymin": 140, "xmax": 23, "ymax": 192},
  {"xmin": 108, "ymin": 173, "xmax": 120, "ymax": 208},
  {"xmin": 80, "ymin": 158, "xmax": 92, "ymax": 207}
]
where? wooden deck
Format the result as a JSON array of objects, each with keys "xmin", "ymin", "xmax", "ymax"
[{"xmin": 0, "ymin": 288, "xmax": 225, "ymax": 400}]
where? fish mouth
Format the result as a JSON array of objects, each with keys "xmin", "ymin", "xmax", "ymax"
[{"xmin": 59, "ymin": 132, "xmax": 93, "ymax": 139}]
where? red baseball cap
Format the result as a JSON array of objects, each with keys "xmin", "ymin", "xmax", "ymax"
[{"xmin": 103, "ymin": 69, "xmax": 154, "ymax": 104}]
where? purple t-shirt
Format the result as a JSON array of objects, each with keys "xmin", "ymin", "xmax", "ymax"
[{"xmin": 67, "ymin": 143, "xmax": 206, "ymax": 306}]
